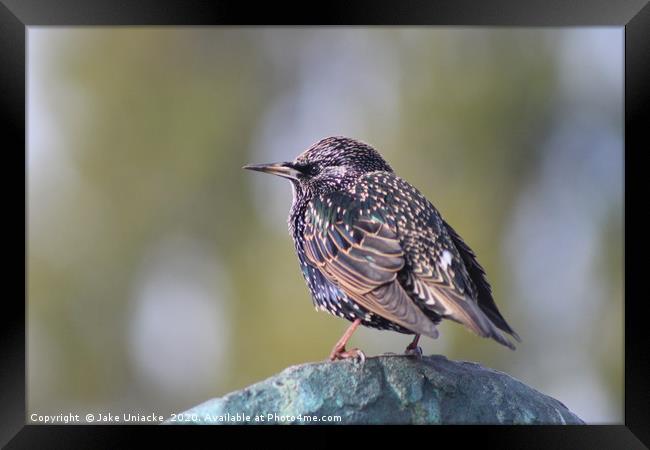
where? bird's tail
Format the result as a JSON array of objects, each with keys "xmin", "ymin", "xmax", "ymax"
[{"xmin": 433, "ymin": 287, "xmax": 518, "ymax": 350}]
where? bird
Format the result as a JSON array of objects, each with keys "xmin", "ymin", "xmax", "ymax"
[{"xmin": 244, "ymin": 136, "xmax": 520, "ymax": 361}]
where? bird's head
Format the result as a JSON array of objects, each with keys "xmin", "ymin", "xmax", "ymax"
[{"xmin": 244, "ymin": 136, "xmax": 393, "ymax": 196}]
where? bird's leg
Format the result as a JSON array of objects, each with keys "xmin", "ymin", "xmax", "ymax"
[
  {"xmin": 329, "ymin": 318, "xmax": 364, "ymax": 361},
  {"xmin": 404, "ymin": 334, "xmax": 422, "ymax": 358}
]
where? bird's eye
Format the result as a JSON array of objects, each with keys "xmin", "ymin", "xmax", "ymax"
[{"xmin": 298, "ymin": 163, "xmax": 320, "ymax": 177}]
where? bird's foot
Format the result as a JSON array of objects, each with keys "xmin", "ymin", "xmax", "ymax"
[
  {"xmin": 404, "ymin": 344, "xmax": 423, "ymax": 359},
  {"xmin": 329, "ymin": 346, "xmax": 366, "ymax": 365},
  {"xmin": 404, "ymin": 334, "xmax": 422, "ymax": 358}
]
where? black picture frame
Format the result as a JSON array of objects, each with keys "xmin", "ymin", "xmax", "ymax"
[{"xmin": 2, "ymin": 0, "xmax": 648, "ymax": 447}]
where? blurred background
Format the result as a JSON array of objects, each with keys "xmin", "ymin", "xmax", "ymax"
[{"xmin": 27, "ymin": 27, "xmax": 623, "ymax": 424}]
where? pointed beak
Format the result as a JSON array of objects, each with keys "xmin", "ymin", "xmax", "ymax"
[{"xmin": 242, "ymin": 162, "xmax": 301, "ymax": 180}]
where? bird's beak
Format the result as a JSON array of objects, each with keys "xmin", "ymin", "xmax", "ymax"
[{"xmin": 242, "ymin": 162, "xmax": 301, "ymax": 181}]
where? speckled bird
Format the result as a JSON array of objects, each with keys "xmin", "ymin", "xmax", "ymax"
[{"xmin": 244, "ymin": 136, "xmax": 520, "ymax": 360}]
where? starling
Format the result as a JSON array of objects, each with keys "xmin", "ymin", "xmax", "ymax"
[{"xmin": 244, "ymin": 136, "xmax": 520, "ymax": 360}]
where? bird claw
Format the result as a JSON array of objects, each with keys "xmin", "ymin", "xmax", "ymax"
[
  {"xmin": 404, "ymin": 345, "xmax": 423, "ymax": 359},
  {"xmin": 350, "ymin": 349, "xmax": 366, "ymax": 365},
  {"xmin": 330, "ymin": 347, "xmax": 366, "ymax": 365}
]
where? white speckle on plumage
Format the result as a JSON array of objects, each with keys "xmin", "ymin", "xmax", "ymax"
[{"xmin": 441, "ymin": 250, "xmax": 453, "ymax": 270}]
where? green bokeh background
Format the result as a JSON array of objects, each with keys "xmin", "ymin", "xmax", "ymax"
[{"xmin": 28, "ymin": 27, "xmax": 623, "ymax": 423}]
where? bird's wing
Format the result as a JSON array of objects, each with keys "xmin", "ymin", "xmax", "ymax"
[
  {"xmin": 379, "ymin": 173, "xmax": 517, "ymax": 349},
  {"xmin": 303, "ymin": 191, "xmax": 439, "ymax": 339},
  {"xmin": 404, "ymin": 242, "xmax": 517, "ymax": 350},
  {"xmin": 337, "ymin": 172, "xmax": 517, "ymax": 349}
]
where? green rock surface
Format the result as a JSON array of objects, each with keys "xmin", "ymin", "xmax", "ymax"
[{"xmin": 167, "ymin": 354, "xmax": 584, "ymax": 425}]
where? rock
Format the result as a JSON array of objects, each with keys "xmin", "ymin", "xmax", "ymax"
[{"xmin": 167, "ymin": 354, "xmax": 584, "ymax": 425}]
